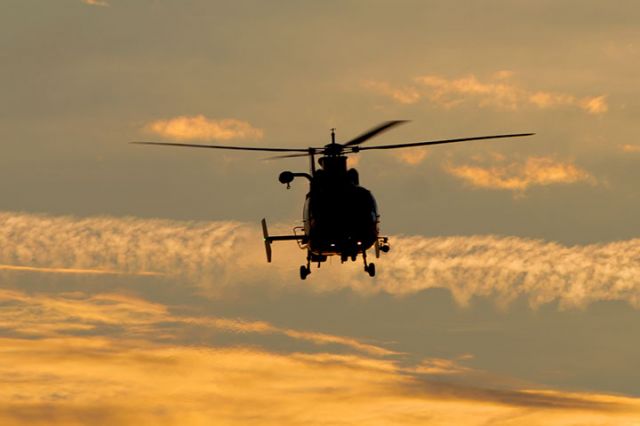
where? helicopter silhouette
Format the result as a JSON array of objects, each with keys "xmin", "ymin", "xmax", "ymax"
[{"xmin": 133, "ymin": 121, "xmax": 533, "ymax": 280}]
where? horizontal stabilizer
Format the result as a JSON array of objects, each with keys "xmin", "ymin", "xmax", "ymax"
[{"xmin": 261, "ymin": 219, "xmax": 307, "ymax": 263}]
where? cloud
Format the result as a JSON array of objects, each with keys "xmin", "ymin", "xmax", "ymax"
[
  {"xmin": 373, "ymin": 235, "xmax": 640, "ymax": 309},
  {"xmin": 0, "ymin": 263, "xmax": 162, "ymax": 277},
  {"xmin": 395, "ymin": 149, "xmax": 428, "ymax": 165},
  {"xmin": 0, "ymin": 290, "xmax": 638, "ymax": 425},
  {"xmin": 412, "ymin": 357, "xmax": 472, "ymax": 375},
  {"xmin": 621, "ymin": 144, "xmax": 640, "ymax": 153},
  {"xmin": 1, "ymin": 211, "xmax": 640, "ymax": 309},
  {"xmin": 81, "ymin": 0, "xmax": 109, "ymax": 6},
  {"xmin": 0, "ymin": 289, "xmax": 394, "ymax": 356},
  {"xmin": 444, "ymin": 156, "xmax": 595, "ymax": 192},
  {"xmin": 347, "ymin": 155, "xmax": 361, "ymax": 167},
  {"xmin": 143, "ymin": 116, "xmax": 264, "ymax": 141},
  {"xmin": 0, "ymin": 211, "xmax": 251, "ymax": 291},
  {"xmin": 362, "ymin": 80, "xmax": 422, "ymax": 104},
  {"xmin": 579, "ymin": 95, "xmax": 608, "ymax": 114},
  {"xmin": 3, "ymin": 336, "xmax": 639, "ymax": 426},
  {"xmin": 364, "ymin": 73, "xmax": 608, "ymax": 114}
]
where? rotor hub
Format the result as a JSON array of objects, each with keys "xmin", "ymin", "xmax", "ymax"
[{"xmin": 323, "ymin": 143, "xmax": 344, "ymax": 157}]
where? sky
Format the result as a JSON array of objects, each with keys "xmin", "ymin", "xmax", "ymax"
[{"xmin": 1, "ymin": 0, "xmax": 639, "ymax": 424}]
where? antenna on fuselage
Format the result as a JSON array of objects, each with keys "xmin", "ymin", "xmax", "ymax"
[{"xmin": 331, "ymin": 128, "xmax": 336, "ymax": 145}]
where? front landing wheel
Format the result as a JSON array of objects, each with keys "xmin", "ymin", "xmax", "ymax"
[{"xmin": 300, "ymin": 265, "xmax": 310, "ymax": 280}]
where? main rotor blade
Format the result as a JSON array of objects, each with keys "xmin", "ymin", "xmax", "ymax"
[
  {"xmin": 265, "ymin": 149, "xmax": 319, "ymax": 160},
  {"xmin": 343, "ymin": 120, "xmax": 409, "ymax": 147},
  {"xmin": 352, "ymin": 133, "xmax": 535, "ymax": 151},
  {"xmin": 265, "ymin": 153, "xmax": 310, "ymax": 160},
  {"xmin": 131, "ymin": 141, "xmax": 310, "ymax": 153}
]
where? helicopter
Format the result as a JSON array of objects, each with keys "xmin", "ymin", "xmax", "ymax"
[{"xmin": 133, "ymin": 121, "xmax": 533, "ymax": 280}]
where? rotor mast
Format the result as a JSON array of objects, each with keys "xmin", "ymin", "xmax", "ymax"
[{"xmin": 318, "ymin": 127, "xmax": 348, "ymax": 175}]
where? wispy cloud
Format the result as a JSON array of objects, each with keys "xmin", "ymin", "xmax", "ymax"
[
  {"xmin": 81, "ymin": 0, "xmax": 109, "ymax": 6},
  {"xmin": 0, "ymin": 264, "xmax": 162, "ymax": 277},
  {"xmin": 364, "ymin": 73, "xmax": 608, "ymax": 114},
  {"xmin": 412, "ymin": 357, "xmax": 472, "ymax": 375},
  {"xmin": 373, "ymin": 234, "xmax": 640, "ymax": 309},
  {"xmin": 0, "ymin": 290, "xmax": 638, "ymax": 425},
  {"xmin": 3, "ymin": 335, "xmax": 638, "ymax": 425},
  {"xmin": 362, "ymin": 80, "xmax": 422, "ymax": 104},
  {"xmin": 0, "ymin": 289, "xmax": 394, "ymax": 356},
  {"xmin": 0, "ymin": 212, "xmax": 250, "ymax": 290},
  {"xmin": 444, "ymin": 156, "xmax": 595, "ymax": 192},
  {"xmin": 144, "ymin": 116, "xmax": 264, "ymax": 141},
  {"xmin": 1, "ymin": 211, "xmax": 640, "ymax": 309}
]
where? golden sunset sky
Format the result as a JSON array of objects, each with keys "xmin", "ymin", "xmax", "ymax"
[{"xmin": 1, "ymin": 1, "xmax": 640, "ymax": 424}]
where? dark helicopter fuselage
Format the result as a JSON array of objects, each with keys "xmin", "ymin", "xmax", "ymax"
[
  {"xmin": 303, "ymin": 155, "xmax": 379, "ymax": 259},
  {"xmin": 267, "ymin": 148, "xmax": 388, "ymax": 278}
]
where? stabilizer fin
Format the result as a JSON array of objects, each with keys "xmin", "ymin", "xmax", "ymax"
[{"xmin": 261, "ymin": 218, "xmax": 272, "ymax": 263}]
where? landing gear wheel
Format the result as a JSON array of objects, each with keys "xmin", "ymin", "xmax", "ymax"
[
  {"xmin": 299, "ymin": 265, "xmax": 310, "ymax": 280},
  {"xmin": 366, "ymin": 263, "xmax": 376, "ymax": 277}
]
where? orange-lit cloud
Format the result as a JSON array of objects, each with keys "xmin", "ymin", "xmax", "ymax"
[
  {"xmin": 0, "ymin": 338, "xmax": 637, "ymax": 426},
  {"xmin": 0, "ymin": 290, "xmax": 638, "ymax": 425},
  {"xmin": 412, "ymin": 357, "xmax": 472, "ymax": 375},
  {"xmin": 0, "ymin": 263, "xmax": 162, "ymax": 277},
  {"xmin": 444, "ymin": 156, "xmax": 595, "ymax": 192},
  {"xmin": 347, "ymin": 155, "xmax": 361, "ymax": 167},
  {"xmin": 0, "ymin": 290, "xmax": 393, "ymax": 356},
  {"xmin": 621, "ymin": 144, "xmax": 640, "ymax": 153},
  {"xmin": 365, "ymin": 73, "xmax": 608, "ymax": 114},
  {"xmin": 144, "ymin": 115, "xmax": 264, "ymax": 141},
  {"xmin": 362, "ymin": 80, "xmax": 422, "ymax": 104},
  {"xmin": 2, "ymin": 211, "xmax": 640, "ymax": 309},
  {"xmin": 81, "ymin": 0, "xmax": 109, "ymax": 6},
  {"xmin": 395, "ymin": 149, "xmax": 428, "ymax": 165}
]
